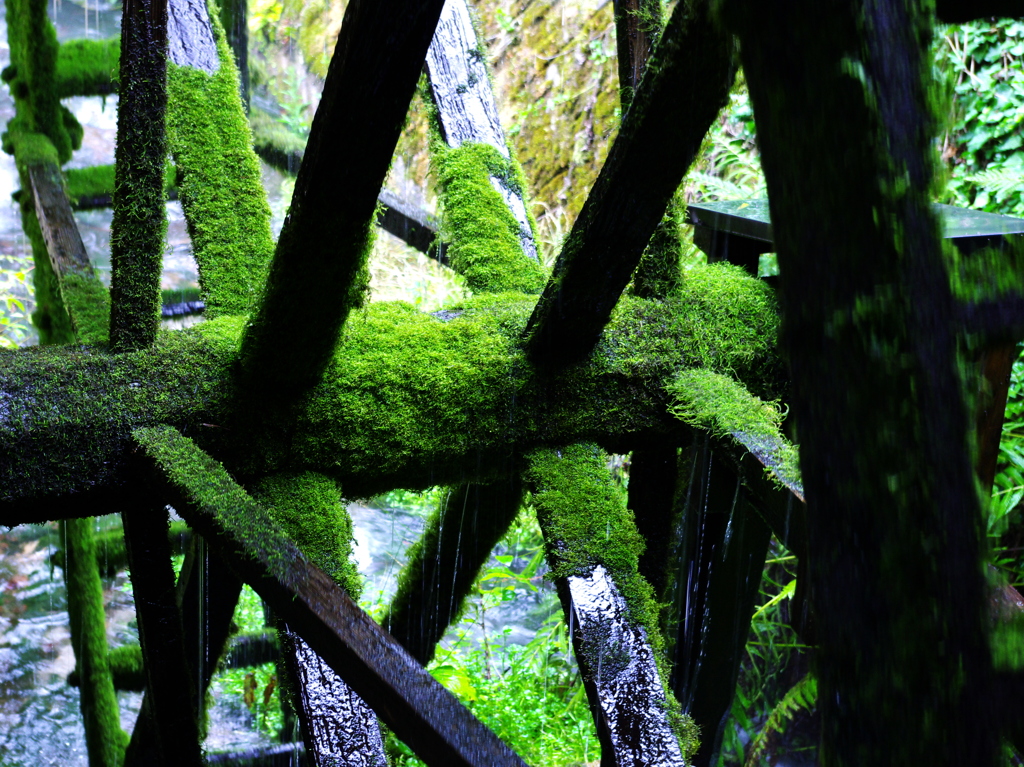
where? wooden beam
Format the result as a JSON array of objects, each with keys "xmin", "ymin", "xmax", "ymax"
[
  {"xmin": 238, "ymin": 0, "xmax": 446, "ymax": 401},
  {"xmin": 279, "ymin": 627, "xmax": 388, "ymax": 767},
  {"xmin": 131, "ymin": 425, "xmax": 529, "ymax": 767},
  {"xmin": 524, "ymin": 0, "xmax": 736, "ymax": 367},
  {"xmin": 121, "ymin": 502, "xmax": 205, "ymax": 767},
  {"xmin": 108, "ymin": 0, "xmax": 168, "ymax": 351},
  {"xmin": 425, "ymin": 0, "xmax": 538, "ymax": 264}
]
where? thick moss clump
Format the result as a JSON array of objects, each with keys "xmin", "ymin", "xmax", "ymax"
[
  {"xmin": 56, "ymin": 37, "xmax": 119, "ymax": 98},
  {"xmin": 253, "ymin": 472, "xmax": 362, "ymax": 598},
  {"xmin": 62, "ymin": 272, "xmax": 111, "ymax": 345},
  {"xmin": 668, "ymin": 368, "xmax": 800, "ymax": 491},
  {"xmin": 434, "ymin": 141, "xmax": 546, "ymax": 295},
  {"xmin": 166, "ymin": 8, "xmax": 274, "ymax": 318},
  {"xmin": 65, "ymin": 164, "xmax": 116, "ymax": 204}
]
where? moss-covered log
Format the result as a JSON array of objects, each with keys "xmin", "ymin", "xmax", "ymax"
[
  {"xmin": 0, "ymin": 264, "xmax": 779, "ymax": 523},
  {"xmin": 108, "ymin": 0, "xmax": 168, "ymax": 351}
]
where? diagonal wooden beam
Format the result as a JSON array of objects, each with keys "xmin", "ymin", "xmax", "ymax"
[
  {"xmin": 131, "ymin": 425, "xmax": 529, "ymax": 767},
  {"xmin": 524, "ymin": 0, "xmax": 736, "ymax": 368},
  {"xmin": 238, "ymin": 0, "xmax": 446, "ymax": 403}
]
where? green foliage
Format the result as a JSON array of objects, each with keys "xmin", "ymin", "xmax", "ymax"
[
  {"xmin": 935, "ymin": 19, "xmax": 1024, "ymax": 216},
  {"xmin": 212, "ymin": 584, "xmax": 283, "ymax": 738},
  {"xmin": 0, "ymin": 258, "xmax": 34, "ymax": 348},
  {"xmin": 990, "ymin": 350, "xmax": 1024, "ymax": 537},
  {"xmin": 388, "ymin": 506, "xmax": 602, "ymax": 767},
  {"xmin": 744, "ymin": 673, "xmax": 817, "ymax": 766}
]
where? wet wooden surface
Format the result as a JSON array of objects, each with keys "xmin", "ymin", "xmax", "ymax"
[{"xmin": 134, "ymin": 425, "xmax": 529, "ymax": 767}]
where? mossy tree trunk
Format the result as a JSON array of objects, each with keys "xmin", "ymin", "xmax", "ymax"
[{"xmin": 724, "ymin": 0, "xmax": 999, "ymax": 762}]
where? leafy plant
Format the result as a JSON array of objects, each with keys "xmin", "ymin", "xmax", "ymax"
[
  {"xmin": 0, "ymin": 258, "xmax": 35, "ymax": 348},
  {"xmin": 744, "ymin": 673, "xmax": 818, "ymax": 767}
]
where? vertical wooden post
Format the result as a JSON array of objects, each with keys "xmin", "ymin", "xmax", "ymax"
[{"xmin": 108, "ymin": 0, "xmax": 168, "ymax": 351}]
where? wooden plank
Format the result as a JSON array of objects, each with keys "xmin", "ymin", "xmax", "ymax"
[
  {"xmin": 125, "ymin": 536, "xmax": 243, "ymax": 762},
  {"xmin": 131, "ymin": 425, "xmax": 529, "ymax": 767},
  {"xmin": 28, "ymin": 162, "xmax": 92, "ymax": 277},
  {"xmin": 524, "ymin": 0, "xmax": 736, "ymax": 367},
  {"xmin": 121, "ymin": 503, "xmax": 205, "ymax": 766},
  {"xmin": 238, "ymin": 0, "xmax": 447, "ymax": 401},
  {"xmin": 279, "ymin": 627, "xmax": 388, "ymax": 767},
  {"xmin": 425, "ymin": 0, "xmax": 538, "ymax": 264}
]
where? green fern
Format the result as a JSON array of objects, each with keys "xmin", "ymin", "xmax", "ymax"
[
  {"xmin": 963, "ymin": 166, "xmax": 1024, "ymax": 196},
  {"xmin": 744, "ymin": 672, "xmax": 818, "ymax": 767}
]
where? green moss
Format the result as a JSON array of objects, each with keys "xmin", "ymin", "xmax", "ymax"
[
  {"xmin": 132, "ymin": 425, "xmax": 303, "ymax": 586},
  {"xmin": 55, "ymin": 37, "xmax": 119, "ymax": 97},
  {"xmin": 65, "ymin": 164, "xmax": 117, "ymax": 204},
  {"xmin": 61, "ymin": 272, "xmax": 111, "ymax": 345},
  {"xmin": 523, "ymin": 442, "xmax": 697, "ymax": 760},
  {"xmin": 433, "ymin": 141, "xmax": 546, "ymax": 294},
  {"xmin": 253, "ymin": 472, "xmax": 362, "ymax": 598},
  {"xmin": 165, "ymin": 2, "xmax": 274, "ymax": 319},
  {"xmin": 3, "ymin": 0, "xmax": 80, "ymax": 164},
  {"xmin": 0, "ymin": 267, "xmax": 780, "ymax": 506},
  {"xmin": 69, "ymin": 643, "xmax": 146, "ymax": 691},
  {"xmin": 631, "ymin": 189, "xmax": 686, "ymax": 299},
  {"xmin": 62, "ymin": 517, "xmax": 128, "ymax": 765},
  {"xmin": 667, "ymin": 368, "xmax": 801, "ymax": 492},
  {"xmin": 946, "ymin": 239, "xmax": 1024, "ymax": 305}
]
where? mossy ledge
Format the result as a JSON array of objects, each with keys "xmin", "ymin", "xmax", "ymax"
[{"xmin": 0, "ymin": 264, "xmax": 780, "ymax": 518}]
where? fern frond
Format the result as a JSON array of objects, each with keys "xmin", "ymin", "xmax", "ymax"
[
  {"xmin": 964, "ymin": 167, "xmax": 1024, "ymax": 195},
  {"xmin": 744, "ymin": 673, "xmax": 817, "ymax": 767}
]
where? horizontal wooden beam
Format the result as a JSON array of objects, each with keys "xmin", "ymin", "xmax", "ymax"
[
  {"xmin": 0, "ymin": 267, "xmax": 781, "ymax": 523},
  {"xmin": 132, "ymin": 424, "xmax": 528, "ymax": 767}
]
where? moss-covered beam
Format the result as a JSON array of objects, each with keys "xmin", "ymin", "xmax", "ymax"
[
  {"xmin": 0, "ymin": 265, "xmax": 780, "ymax": 523},
  {"xmin": 27, "ymin": 161, "xmax": 111, "ymax": 345},
  {"xmin": 56, "ymin": 37, "xmax": 119, "ymax": 98},
  {"xmin": 108, "ymin": 0, "xmax": 168, "ymax": 351},
  {"xmin": 132, "ymin": 425, "xmax": 529, "ymax": 767},
  {"xmin": 723, "ymin": 0, "xmax": 997, "ymax": 761},
  {"xmin": 253, "ymin": 473, "xmax": 386, "ymax": 766},
  {"xmin": 384, "ymin": 477, "xmax": 524, "ymax": 665},
  {"xmin": 62, "ymin": 518, "xmax": 128, "ymax": 766},
  {"xmin": 524, "ymin": 443, "xmax": 697, "ymax": 765},
  {"xmin": 237, "ymin": 0, "xmax": 447, "ymax": 404},
  {"xmin": 426, "ymin": 0, "xmax": 544, "ymax": 285},
  {"xmin": 165, "ymin": 0, "xmax": 274, "ymax": 319},
  {"xmin": 524, "ymin": 0, "xmax": 736, "ymax": 367},
  {"xmin": 613, "ymin": 0, "xmax": 662, "ymax": 108}
]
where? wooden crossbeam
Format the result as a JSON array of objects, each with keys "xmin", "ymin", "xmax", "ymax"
[
  {"xmin": 524, "ymin": 0, "xmax": 736, "ymax": 367},
  {"xmin": 131, "ymin": 425, "xmax": 529, "ymax": 767}
]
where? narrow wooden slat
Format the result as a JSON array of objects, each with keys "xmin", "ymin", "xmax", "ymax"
[
  {"xmin": 122, "ymin": 502, "xmax": 205, "ymax": 766},
  {"xmin": 131, "ymin": 425, "xmax": 529, "ymax": 767},
  {"xmin": 238, "ymin": 0, "xmax": 447, "ymax": 400},
  {"xmin": 524, "ymin": 0, "xmax": 736, "ymax": 367}
]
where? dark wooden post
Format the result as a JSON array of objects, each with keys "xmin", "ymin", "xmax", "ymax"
[
  {"xmin": 108, "ymin": 0, "xmax": 168, "ymax": 351},
  {"xmin": 723, "ymin": 0, "xmax": 998, "ymax": 762}
]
